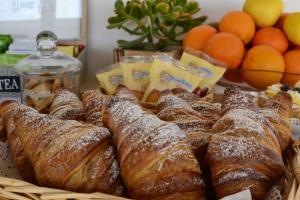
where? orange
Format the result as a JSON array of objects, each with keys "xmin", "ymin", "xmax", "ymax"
[
  {"xmin": 252, "ymin": 27, "xmax": 289, "ymax": 54},
  {"xmin": 202, "ymin": 32, "xmax": 245, "ymax": 69},
  {"xmin": 242, "ymin": 45, "xmax": 285, "ymax": 89},
  {"xmin": 219, "ymin": 11, "xmax": 256, "ymax": 44},
  {"xmin": 276, "ymin": 13, "xmax": 289, "ymax": 30},
  {"xmin": 183, "ymin": 25, "xmax": 218, "ymax": 51},
  {"xmin": 281, "ymin": 50, "xmax": 300, "ymax": 86}
]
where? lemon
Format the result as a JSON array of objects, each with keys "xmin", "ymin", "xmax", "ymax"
[
  {"xmin": 284, "ymin": 13, "xmax": 300, "ymax": 45},
  {"xmin": 243, "ymin": 0, "xmax": 284, "ymax": 27}
]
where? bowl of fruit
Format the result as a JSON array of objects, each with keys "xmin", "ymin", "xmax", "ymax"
[{"xmin": 183, "ymin": 0, "xmax": 300, "ymax": 91}]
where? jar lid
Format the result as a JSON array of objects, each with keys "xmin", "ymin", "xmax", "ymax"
[{"xmin": 14, "ymin": 31, "xmax": 82, "ymax": 77}]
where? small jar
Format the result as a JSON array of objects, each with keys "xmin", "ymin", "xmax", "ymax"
[{"xmin": 14, "ymin": 31, "xmax": 82, "ymax": 113}]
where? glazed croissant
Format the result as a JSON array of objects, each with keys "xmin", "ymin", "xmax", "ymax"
[
  {"xmin": 207, "ymin": 86, "xmax": 285, "ymax": 200},
  {"xmin": 82, "ymin": 90, "xmax": 109, "ymax": 127},
  {"xmin": 13, "ymin": 103, "xmax": 125, "ymax": 195},
  {"xmin": 156, "ymin": 91, "xmax": 218, "ymax": 160},
  {"xmin": 102, "ymin": 97, "xmax": 206, "ymax": 200},
  {"xmin": 0, "ymin": 101, "xmax": 36, "ymax": 183},
  {"xmin": 49, "ymin": 90, "xmax": 85, "ymax": 121},
  {"xmin": 261, "ymin": 92, "xmax": 292, "ymax": 150}
]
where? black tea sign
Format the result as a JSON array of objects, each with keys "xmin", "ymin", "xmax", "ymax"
[{"xmin": 0, "ymin": 67, "xmax": 22, "ymax": 103}]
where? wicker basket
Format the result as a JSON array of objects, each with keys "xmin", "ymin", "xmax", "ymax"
[
  {"xmin": 0, "ymin": 145, "xmax": 297, "ymax": 200},
  {"xmin": 284, "ymin": 144, "xmax": 300, "ymax": 200},
  {"xmin": 0, "ymin": 175, "xmax": 296, "ymax": 200},
  {"xmin": 1, "ymin": 103, "xmax": 299, "ymax": 200},
  {"xmin": 0, "ymin": 142, "xmax": 129, "ymax": 200},
  {"xmin": 0, "ymin": 176, "xmax": 129, "ymax": 200},
  {"xmin": 286, "ymin": 177, "xmax": 300, "ymax": 200}
]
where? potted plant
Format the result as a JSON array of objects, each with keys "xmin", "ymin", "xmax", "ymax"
[{"xmin": 107, "ymin": 0, "xmax": 207, "ymax": 62}]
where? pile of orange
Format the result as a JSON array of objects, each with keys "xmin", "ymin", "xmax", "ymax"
[{"xmin": 183, "ymin": 10, "xmax": 300, "ymax": 89}]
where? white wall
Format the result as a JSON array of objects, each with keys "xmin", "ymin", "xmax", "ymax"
[{"xmin": 86, "ymin": 0, "xmax": 300, "ymax": 86}]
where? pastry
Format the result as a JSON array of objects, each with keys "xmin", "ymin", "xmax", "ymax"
[
  {"xmin": 261, "ymin": 92, "xmax": 293, "ymax": 150},
  {"xmin": 49, "ymin": 90, "xmax": 85, "ymax": 121},
  {"xmin": 113, "ymin": 85, "xmax": 139, "ymax": 102},
  {"xmin": 82, "ymin": 89, "xmax": 109, "ymax": 127},
  {"xmin": 170, "ymin": 88, "xmax": 220, "ymax": 121},
  {"xmin": 157, "ymin": 91, "xmax": 219, "ymax": 160},
  {"xmin": 24, "ymin": 81, "xmax": 54, "ymax": 113},
  {"xmin": 13, "ymin": 103, "xmax": 125, "ymax": 195},
  {"xmin": 0, "ymin": 101, "xmax": 36, "ymax": 183},
  {"xmin": 24, "ymin": 72, "xmax": 77, "ymax": 113},
  {"xmin": 170, "ymin": 88, "xmax": 201, "ymax": 104},
  {"xmin": 102, "ymin": 97, "xmax": 206, "ymax": 199},
  {"xmin": 292, "ymin": 104, "xmax": 300, "ymax": 119},
  {"xmin": 207, "ymin": 86, "xmax": 286, "ymax": 199}
]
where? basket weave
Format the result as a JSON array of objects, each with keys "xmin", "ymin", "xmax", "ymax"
[
  {"xmin": 285, "ymin": 145, "xmax": 300, "ymax": 200},
  {"xmin": 0, "ymin": 177, "xmax": 129, "ymax": 200}
]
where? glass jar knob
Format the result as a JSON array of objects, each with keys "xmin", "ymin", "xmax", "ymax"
[{"xmin": 36, "ymin": 31, "xmax": 58, "ymax": 56}]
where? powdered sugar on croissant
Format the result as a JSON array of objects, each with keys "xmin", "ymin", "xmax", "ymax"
[
  {"xmin": 49, "ymin": 90, "xmax": 84, "ymax": 121},
  {"xmin": 82, "ymin": 90, "xmax": 109, "ymax": 127},
  {"xmin": 103, "ymin": 97, "xmax": 206, "ymax": 200},
  {"xmin": 13, "ymin": 103, "xmax": 125, "ymax": 196},
  {"xmin": 207, "ymin": 86, "xmax": 287, "ymax": 200}
]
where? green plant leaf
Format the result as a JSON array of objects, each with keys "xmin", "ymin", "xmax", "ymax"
[
  {"xmin": 107, "ymin": 17, "xmax": 127, "ymax": 29},
  {"xmin": 177, "ymin": 19, "xmax": 192, "ymax": 30},
  {"xmin": 177, "ymin": 13, "xmax": 192, "ymax": 22},
  {"xmin": 191, "ymin": 16, "xmax": 207, "ymax": 27},
  {"xmin": 150, "ymin": 26, "xmax": 166, "ymax": 39},
  {"xmin": 107, "ymin": 19, "xmax": 127, "ymax": 29},
  {"xmin": 140, "ymin": 3, "xmax": 148, "ymax": 17},
  {"xmin": 173, "ymin": 5, "xmax": 184, "ymax": 12},
  {"xmin": 125, "ymin": 2, "xmax": 131, "ymax": 14},
  {"xmin": 122, "ymin": 26, "xmax": 143, "ymax": 35},
  {"xmin": 185, "ymin": 1, "xmax": 200, "ymax": 14},
  {"xmin": 156, "ymin": 2, "xmax": 170, "ymax": 14},
  {"xmin": 175, "ymin": 0, "xmax": 187, "ymax": 6},
  {"xmin": 108, "ymin": 16, "xmax": 125, "ymax": 24},
  {"xmin": 117, "ymin": 34, "xmax": 147, "ymax": 49},
  {"xmin": 114, "ymin": 0, "xmax": 124, "ymax": 14},
  {"xmin": 170, "ymin": 11, "xmax": 180, "ymax": 20},
  {"xmin": 146, "ymin": 0, "xmax": 155, "ymax": 9},
  {"xmin": 161, "ymin": 15, "xmax": 174, "ymax": 22},
  {"xmin": 131, "ymin": 3, "xmax": 142, "ymax": 19}
]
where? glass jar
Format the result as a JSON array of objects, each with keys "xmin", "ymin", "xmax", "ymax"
[{"xmin": 14, "ymin": 31, "xmax": 82, "ymax": 113}]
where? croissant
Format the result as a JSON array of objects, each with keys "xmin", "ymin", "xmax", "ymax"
[
  {"xmin": 170, "ymin": 88, "xmax": 201, "ymax": 103},
  {"xmin": 156, "ymin": 91, "xmax": 218, "ymax": 163},
  {"xmin": 261, "ymin": 92, "xmax": 292, "ymax": 150},
  {"xmin": 0, "ymin": 118, "xmax": 5, "ymax": 141},
  {"xmin": 114, "ymin": 85, "xmax": 139, "ymax": 102},
  {"xmin": 82, "ymin": 90, "xmax": 109, "ymax": 126},
  {"xmin": 207, "ymin": 86, "xmax": 285, "ymax": 200},
  {"xmin": 170, "ymin": 88, "xmax": 220, "ymax": 121},
  {"xmin": 49, "ymin": 90, "xmax": 85, "ymax": 121},
  {"xmin": 102, "ymin": 97, "xmax": 206, "ymax": 200},
  {"xmin": 13, "ymin": 103, "xmax": 125, "ymax": 195},
  {"xmin": 0, "ymin": 101, "xmax": 36, "ymax": 183}
]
